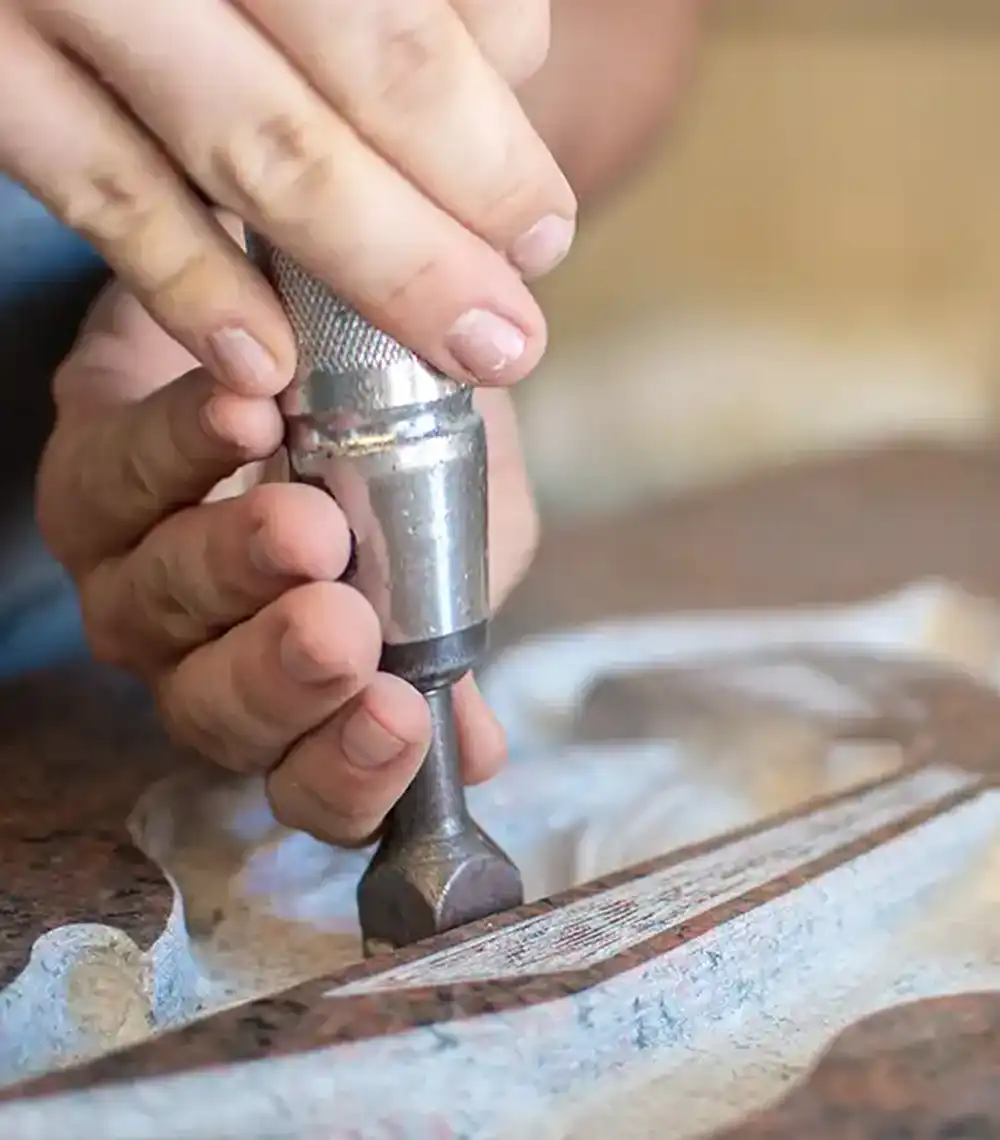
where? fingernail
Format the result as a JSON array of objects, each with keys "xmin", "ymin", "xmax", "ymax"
[
  {"xmin": 341, "ymin": 708, "xmax": 405, "ymax": 769},
  {"xmin": 510, "ymin": 214, "xmax": 576, "ymax": 280},
  {"xmin": 207, "ymin": 327, "xmax": 278, "ymax": 393},
  {"xmin": 279, "ymin": 629, "xmax": 335, "ymax": 684},
  {"xmin": 445, "ymin": 310, "xmax": 526, "ymax": 382}
]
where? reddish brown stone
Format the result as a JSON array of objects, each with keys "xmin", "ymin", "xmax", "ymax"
[
  {"xmin": 715, "ymin": 993, "xmax": 1000, "ymax": 1139},
  {"xmin": 4, "ymin": 442, "xmax": 1000, "ymax": 1131},
  {"xmin": 0, "ymin": 666, "xmax": 193, "ymax": 990}
]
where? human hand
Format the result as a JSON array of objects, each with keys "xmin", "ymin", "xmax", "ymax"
[
  {"xmin": 1, "ymin": 1, "xmax": 574, "ymax": 396},
  {"xmin": 37, "ymin": 279, "xmax": 539, "ymax": 845}
]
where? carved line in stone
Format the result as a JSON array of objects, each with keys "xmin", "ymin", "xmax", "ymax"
[
  {"xmin": 2, "ymin": 782, "xmax": 996, "ymax": 1140},
  {"xmin": 335, "ymin": 765, "xmax": 977, "ymax": 996}
]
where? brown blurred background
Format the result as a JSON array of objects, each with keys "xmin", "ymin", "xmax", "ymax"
[{"xmin": 519, "ymin": 0, "xmax": 1000, "ymax": 519}]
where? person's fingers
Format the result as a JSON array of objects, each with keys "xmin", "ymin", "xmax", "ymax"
[
  {"xmin": 37, "ymin": 0, "xmax": 554, "ymax": 386},
  {"xmin": 267, "ymin": 672, "xmax": 507, "ymax": 845},
  {"xmin": 451, "ymin": 0, "xmax": 551, "ymax": 86},
  {"xmin": 37, "ymin": 368, "xmax": 283, "ymax": 573},
  {"xmin": 0, "ymin": 10, "xmax": 293, "ymax": 394},
  {"xmin": 267, "ymin": 673, "xmax": 432, "ymax": 846},
  {"xmin": 80, "ymin": 482, "xmax": 352, "ymax": 672},
  {"xmin": 55, "ymin": 286, "xmax": 200, "ymax": 416},
  {"xmin": 155, "ymin": 581, "xmax": 383, "ymax": 774},
  {"xmin": 233, "ymin": 0, "xmax": 576, "ymax": 276},
  {"xmin": 452, "ymin": 673, "xmax": 508, "ymax": 784},
  {"xmin": 55, "ymin": 213, "xmax": 259, "ymax": 415}
]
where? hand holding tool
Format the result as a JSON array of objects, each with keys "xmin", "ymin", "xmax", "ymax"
[{"xmin": 248, "ymin": 236, "xmax": 524, "ymax": 955}]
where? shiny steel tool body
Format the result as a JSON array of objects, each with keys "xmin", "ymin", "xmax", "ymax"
[{"xmin": 248, "ymin": 236, "xmax": 523, "ymax": 954}]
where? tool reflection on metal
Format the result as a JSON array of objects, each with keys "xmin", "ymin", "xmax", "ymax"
[{"xmin": 247, "ymin": 236, "xmax": 524, "ymax": 955}]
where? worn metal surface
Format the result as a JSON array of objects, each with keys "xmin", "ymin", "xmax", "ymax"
[
  {"xmin": 250, "ymin": 234, "xmax": 507, "ymax": 948},
  {"xmin": 357, "ymin": 687, "xmax": 523, "ymax": 955}
]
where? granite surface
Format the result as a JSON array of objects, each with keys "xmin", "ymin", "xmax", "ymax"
[
  {"xmin": 4, "ymin": 441, "xmax": 1000, "ymax": 1130},
  {"xmin": 715, "ymin": 993, "xmax": 1000, "ymax": 1140},
  {"xmin": 2, "ymin": 764, "xmax": 987, "ymax": 1103},
  {"xmin": 0, "ymin": 667, "xmax": 195, "ymax": 991}
]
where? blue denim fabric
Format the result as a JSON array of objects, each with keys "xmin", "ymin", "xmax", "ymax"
[
  {"xmin": 0, "ymin": 571, "xmax": 87, "ymax": 679},
  {"xmin": 0, "ymin": 177, "xmax": 107, "ymax": 676}
]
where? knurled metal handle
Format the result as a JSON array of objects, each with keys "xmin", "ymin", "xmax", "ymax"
[{"xmin": 248, "ymin": 233, "xmax": 420, "ymax": 373}]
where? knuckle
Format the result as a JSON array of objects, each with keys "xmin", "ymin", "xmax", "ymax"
[
  {"xmin": 142, "ymin": 243, "xmax": 218, "ymax": 314},
  {"xmin": 47, "ymin": 162, "xmax": 213, "ymax": 305},
  {"xmin": 363, "ymin": 6, "xmax": 453, "ymax": 112},
  {"xmin": 116, "ymin": 442, "xmax": 162, "ymax": 517},
  {"xmin": 210, "ymin": 114, "xmax": 338, "ymax": 222},
  {"xmin": 49, "ymin": 164, "xmax": 163, "ymax": 248},
  {"xmin": 137, "ymin": 545, "xmax": 206, "ymax": 646},
  {"xmin": 79, "ymin": 551, "xmax": 195, "ymax": 674},
  {"xmin": 36, "ymin": 415, "xmax": 115, "ymax": 574}
]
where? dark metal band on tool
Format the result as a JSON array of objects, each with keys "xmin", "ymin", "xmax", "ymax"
[{"xmin": 247, "ymin": 234, "xmax": 523, "ymax": 955}]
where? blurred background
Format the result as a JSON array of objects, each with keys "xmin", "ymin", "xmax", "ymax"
[{"xmin": 518, "ymin": 0, "xmax": 1000, "ymax": 520}]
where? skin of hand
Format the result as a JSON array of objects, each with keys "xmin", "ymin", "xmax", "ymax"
[
  {"xmin": 32, "ymin": 0, "xmax": 702, "ymax": 848},
  {"xmin": 37, "ymin": 273, "xmax": 540, "ymax": 846},
  {"xmin": 0, "ymin": 1, "xmax": 576, "ymax": 399}
]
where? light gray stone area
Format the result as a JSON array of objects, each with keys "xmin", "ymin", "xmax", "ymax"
[
  {"xmin": 0, "ymin": 769, "xmax": 996, "ymax": 1140},
  {"xmin": 1, "ymin": 582, "xmax": 997, "ymax": 1132}
]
